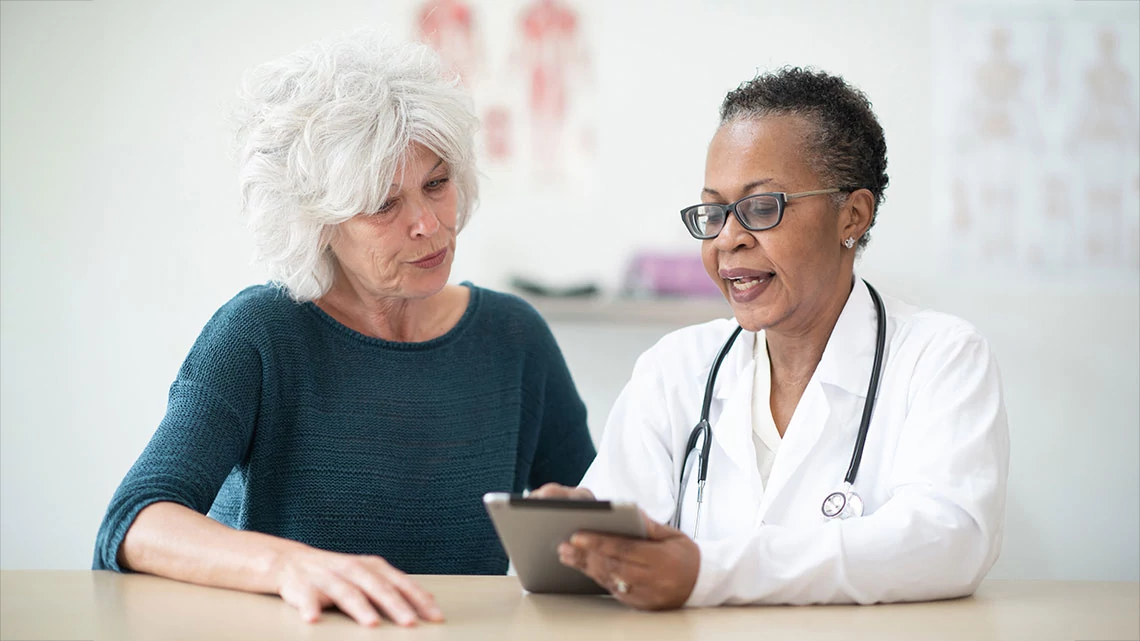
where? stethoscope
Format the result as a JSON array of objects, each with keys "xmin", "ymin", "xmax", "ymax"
[{"xmin": 671, "ymin": 280, "xmax": 887, "ymax": 537}]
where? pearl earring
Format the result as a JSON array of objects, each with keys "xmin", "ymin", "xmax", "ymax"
[{"xmin": 843, "ymin": 237, "xmax": 856, "ymax": 249}]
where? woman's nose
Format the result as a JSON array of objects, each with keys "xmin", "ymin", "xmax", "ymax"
[{"xmin": 410, "ymin": 202, "xmax": 441, "ymax": 237}]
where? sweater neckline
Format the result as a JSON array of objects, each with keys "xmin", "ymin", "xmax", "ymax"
[{"xmin": 303, "ymin": 282, "xmax": 480, "ymax": 350}]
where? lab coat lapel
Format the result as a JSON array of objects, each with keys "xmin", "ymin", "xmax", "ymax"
[
  {"xmin": 756, "ymin": 379, "xmax": 831, "ymax": 523},
  {"xmin": 707, "ymin": 331, "xmax": 763, "ymax": 498},
  {"xmin": 709, "ymin": 362, "xmax": 760, "ymax": 490}
]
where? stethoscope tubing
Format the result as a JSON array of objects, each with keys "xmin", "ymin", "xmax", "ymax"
[
  {"xmin": 675, "ymin": 280, "xmax": 887, "ymax": 530},
  {"xmin": 844, "ymin": 283, "xmax": 886, "ymax": 484}
]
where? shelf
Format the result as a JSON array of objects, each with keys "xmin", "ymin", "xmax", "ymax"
[{"xmin": 520, "ymin": 295, "xmax": 733, "ymax": 326}]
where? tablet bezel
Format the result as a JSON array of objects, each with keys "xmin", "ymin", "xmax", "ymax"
[{"xmin": 483, "ymin": 492, "xmax": 647, "ymax": 595}]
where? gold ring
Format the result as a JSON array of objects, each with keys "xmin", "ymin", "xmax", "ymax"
[{"xmin": 612, "ymin": 576, "xmax": 630, "ymax": 594}]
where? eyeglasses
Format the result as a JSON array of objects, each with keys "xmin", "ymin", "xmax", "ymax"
[{"xmin": 679, "ymin": 188, "xmax": 845, "ymax": 240}]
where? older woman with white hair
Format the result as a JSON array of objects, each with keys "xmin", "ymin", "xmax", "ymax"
[{"xmin": 92, "ymin": 33, "xmax": 595, "ymax": 627}]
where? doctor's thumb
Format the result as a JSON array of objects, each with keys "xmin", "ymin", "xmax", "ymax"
[{"xmin": 640, "ymin": 510, "xmax": 684, "ymax": 541}]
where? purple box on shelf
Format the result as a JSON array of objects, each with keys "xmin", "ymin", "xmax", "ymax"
[{"xmin": 623, "ymin": 253, "xmax": 723, "ymax": 298}]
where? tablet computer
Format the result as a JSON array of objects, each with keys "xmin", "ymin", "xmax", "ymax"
[{"xmin": 483, "ymin": 492, "xmax": 647, "ymax": 594}]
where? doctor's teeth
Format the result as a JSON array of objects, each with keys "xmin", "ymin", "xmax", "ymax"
[{"xmin": 732, "ymin": 279, "xmax": 760, "ymax": 291}]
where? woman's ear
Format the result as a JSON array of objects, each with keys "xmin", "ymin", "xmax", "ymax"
[
  {"xmin": 319, "ymin": 224, "xmax": 340, "ymax": 253},
  {"xmin": 839, "ymin": 188, "xmax": 876, "ymax": 245}
]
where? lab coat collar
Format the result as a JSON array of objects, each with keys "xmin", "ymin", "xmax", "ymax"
[
  {"xmin": 702, "ymin": 277, "xmax": 879, "ymax": 400},
  {"xmin": 704, "ymin": 328, "xmax": 756, "ymax": 402},
  {"xmin": 813, "ymin": 277, "xmax": 880, "ymax": 397},
  {"xmin": 690, "ymin": 328, "xmax": 762, "ymax": 492}
]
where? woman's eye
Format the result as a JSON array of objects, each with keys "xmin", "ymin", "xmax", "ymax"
[
  {"xmin": 425, "ymin": 177, "xmax": 450, "ymax": 191},
  {"xmin": 374, "ymin": 200, "xmax": 397, "ymax": 214}
]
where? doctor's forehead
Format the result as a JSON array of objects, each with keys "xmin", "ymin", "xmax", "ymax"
[
  {"xmin": 703, "ymin": 116, "xmax": 817, "ymax": 194},
  {"xmin": 702, "ymin": 179, "xmax": 777, "ymax": 201}
]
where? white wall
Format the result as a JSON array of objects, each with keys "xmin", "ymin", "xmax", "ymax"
[{"xmin": 1, "ymin": 0, "xmax": 1137, "ymax": 583}]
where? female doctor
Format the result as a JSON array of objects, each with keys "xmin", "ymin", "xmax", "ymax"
[{"xmin": 533, "ymin": 67, "xmax": 1009, "ymax": 610}]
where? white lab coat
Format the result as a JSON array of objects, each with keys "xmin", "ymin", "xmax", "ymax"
[{"xmin": 580, "ymin": 280, "xmax": 1009, "ymax": 607}]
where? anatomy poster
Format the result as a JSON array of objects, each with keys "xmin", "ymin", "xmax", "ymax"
[
  {"xmin": 416, "ymin": 0, "xmax": 482, "ymax": 88},
  {"xmin": 413, "ymin": 0, "xmax": 597, "ymax": 189},
  {"xmin": 932, "ymin": 2, "xmax": 1140, "ymax": 284}
]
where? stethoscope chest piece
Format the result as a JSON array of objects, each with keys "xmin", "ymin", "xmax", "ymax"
[{"xmin": 821, "ymin": 482, "xmax": 864, "ymax": 520}]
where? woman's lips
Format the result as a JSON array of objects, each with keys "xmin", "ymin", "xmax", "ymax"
[
  {"xmin": 410, "ymin": 247, "xmax": 447, "ymax": 269},
  {"xmin": 724, "ymin": 272, "xmax": 774, "ymax": 304}
]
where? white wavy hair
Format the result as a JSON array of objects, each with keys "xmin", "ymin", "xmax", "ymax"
[{"xmin": 234, "ymin": 31, "xmax": 479, "ymax": 302}]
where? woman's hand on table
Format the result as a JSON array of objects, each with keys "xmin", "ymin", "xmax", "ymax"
[{"xmin": 272, "ymin": 546, "xmax": 444, "ymax": 627}]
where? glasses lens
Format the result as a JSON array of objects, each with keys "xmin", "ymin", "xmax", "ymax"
[
  {"xmin": 684, "ymin": 205, "xmax": 725, "ymax": 238},
  {"xmin": 737, "ymin": 195, "xmax": 781, "ymax": 230}
]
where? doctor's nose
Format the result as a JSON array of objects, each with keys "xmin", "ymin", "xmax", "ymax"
[{"xmin": 713, "ymin": 210, "xmax": 757, "ymax": 251}]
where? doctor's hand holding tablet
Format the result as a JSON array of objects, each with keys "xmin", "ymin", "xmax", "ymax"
[
  {"xmin": 485, "ymin": 487, "xmax": 700, "ymax": 609},
  {"xmin": 520, "ymin": 68, "xmax": 1010, "ymax": 610}
]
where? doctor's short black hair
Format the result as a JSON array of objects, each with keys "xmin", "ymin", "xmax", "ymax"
[{"xmin": 720, "ymin": 67, "xmax": 889, "ymax": 249}]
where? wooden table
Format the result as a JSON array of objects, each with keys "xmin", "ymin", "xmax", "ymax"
[{"xmin": 2, "ymin": 572, "xmax": 1137, "ymax": 641}]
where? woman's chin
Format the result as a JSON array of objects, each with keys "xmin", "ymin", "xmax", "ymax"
[{"xmin": 404, "ymin": 270, "xmax": 452, "ymax": 300}]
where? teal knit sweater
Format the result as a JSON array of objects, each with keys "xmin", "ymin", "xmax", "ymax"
[{"xmin": 93, "ymin": 283, "xmax": 595, "ymax": 575}]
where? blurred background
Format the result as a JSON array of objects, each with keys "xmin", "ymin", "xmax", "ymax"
[{"xmin": 1, "ymin": 0, "xmax": 1137, "ymax": 582}]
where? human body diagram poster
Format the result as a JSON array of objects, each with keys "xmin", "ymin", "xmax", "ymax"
[
  {"xmin": 413, "ymin": 0, "xmax": 596, "ymax": 190},
  {"xmin": 410, "ymin": 0, "xmax": 601, "ymax": 286},
  {"xmin": 932, "ymin": 2, "xmax": 1139, "ymax": 285}
]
